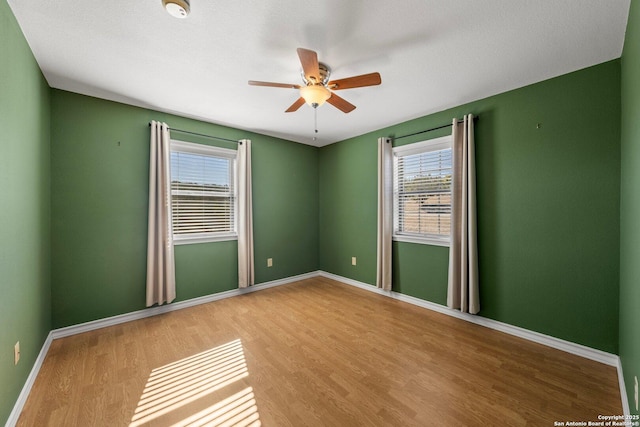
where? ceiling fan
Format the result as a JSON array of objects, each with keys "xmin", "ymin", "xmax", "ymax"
[{"xmin": 248, "ymin": 48, "xmax": 381, "ymax": 114}]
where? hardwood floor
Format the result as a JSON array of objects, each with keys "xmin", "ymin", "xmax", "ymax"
[{"xmin": 17, "ymin": 277, "xmax": 621, "ymax": 426}]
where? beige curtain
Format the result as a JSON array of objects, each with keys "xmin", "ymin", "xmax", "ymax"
[
  {"xmin": 447, "ymin": 114, "xmax": 479, "ymax": 314},
  {"xmin": 237, "ymin": 139, "xmax": 254, "ymax": 288},
  {"xmin": 146, "ymin": 121, "xmax": 176, "ymax": 306},
  {"xmin": 376, "ymin": 137, "xmax": 393, "ymax": 291}
]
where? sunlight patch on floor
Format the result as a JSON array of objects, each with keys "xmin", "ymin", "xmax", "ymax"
[
  {"xmin": 170, "ymin": 387, "xmax": 261, "ymax": 427},
  {"xmin": 129, "ymin": 339, "xmax": 261, "ymax": 426}
]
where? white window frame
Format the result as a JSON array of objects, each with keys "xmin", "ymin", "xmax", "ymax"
[
  {"xmin": 392, "ymin": 135, "xmax": 453, "ymax": 247},
  {"xmin": 170, "ymin": 140, "xmax": 238, "ymax": 245}
]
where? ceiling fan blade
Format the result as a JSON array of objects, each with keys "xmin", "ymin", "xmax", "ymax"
[
  {"xmin": 297, "ymin": 48, "xmax": 320, "ymax": 83},
  {"xmin": 326, "ymin": 92, "xmax": 356, "ymax": 113},
  {"xmin": 285, "ymin": 97, "xmax": 306, "ymax": 113},
  {"xmin": 328, "ymin": 72, "xmax": 382, "ymax": 90},
  {"xmin": 248, "ymin": 80, "xmax": 300, "ymax": 89}
]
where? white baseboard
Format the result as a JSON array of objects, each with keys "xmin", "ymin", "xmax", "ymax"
[
  {"xmin": 5, "ymin": 332, "xmax": 53, "ymax": 427},
  {"xmin": 8, "ymin": 270, "xmax": 629, "ymax": 425},
  {"xmin": 319, "ymin": 271, "xmax": 630, "ymax": 414},
  {"xmin": 51, "ymin": 271, "xmax": 318, "ymax": 339},
  {"xmin": 318, "ymin": 271, "xmax": 619, "ymax": 366},
  {"xmin": 618, "ymin": 357, "xmax": 631, "ymax": 418},
  {"xmin": 6, "ymin": 271, "xmax": 317, "ymax": 426}
]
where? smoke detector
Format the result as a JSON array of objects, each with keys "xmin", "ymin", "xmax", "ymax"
[{"xmin": 162, "ymin": 0, "xmax": 190, "ymax": 18}]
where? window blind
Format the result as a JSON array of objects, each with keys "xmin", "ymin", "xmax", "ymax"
[
  {"xmin": 170, "ymin": 149, "xmax": 236, "ymax": 237},
  {"xmin": 394, "ymin": 145, "xmax": 452, "ymax": 238}
]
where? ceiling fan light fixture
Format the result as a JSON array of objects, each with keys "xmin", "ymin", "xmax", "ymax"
[
  {"xmin": 162, "ymin": 0, "xmax": 190, "ymax": 18},
  {"xmin": 248, "ymin": 48, "xmax": 378, "ymax": 114},
  {"xmin": 300, "ymin": 85, "xmax": 331, "ymax": 108}
]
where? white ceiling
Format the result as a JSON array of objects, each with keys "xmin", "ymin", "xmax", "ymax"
[{"xmin": 7, "ymin": 0, "xmax": 630, "ymax": 147}]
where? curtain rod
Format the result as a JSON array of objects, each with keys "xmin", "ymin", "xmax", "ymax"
[
  {"xmin": 395, "ymin": 116, "xmax": 479, "ymax": 140},
  {"xmin": 148, "ymin": 122, "xmax": 240, "ymax": 144}
]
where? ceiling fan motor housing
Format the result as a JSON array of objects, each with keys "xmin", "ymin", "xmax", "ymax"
[{"xmin": 302, "ymin": 63, "xmax": 331, "ymax": 86}]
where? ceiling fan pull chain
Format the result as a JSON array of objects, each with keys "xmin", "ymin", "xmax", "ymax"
[{"xmin": 314, "ymin": 107, "xmax": 319, "ymax": 135}]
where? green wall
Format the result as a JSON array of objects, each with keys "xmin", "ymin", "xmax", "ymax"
[
  {"xmin": 320, "ymin": 60, "xmax": 621, "ymax": 353},
  {"xmin": 620, "ymin": 0, "xmax": 640, "ymax": 414},
  {"xmin": 1, "ymin": 0, "xmax": 632, "ymax": 420},
  {"xmin": 50, "ymin": 90, "xmax": 319, "ymax": 328},
  {"xmin": 0, "ymin": 0, "xmax": 51, "ymax": 424}
]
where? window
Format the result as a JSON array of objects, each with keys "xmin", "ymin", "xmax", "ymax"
[
  {"xmin": 393, "ymin": 135, "xmax": 452, "ymax": 246},
  {"xmin": 170, "ymin": 140, "xmax": 237, "ymax": 244}
]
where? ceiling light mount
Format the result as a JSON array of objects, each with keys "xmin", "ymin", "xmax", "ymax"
[{"xmin": 162, "ymin": 0, "xmax": 190, "ymax": 18}]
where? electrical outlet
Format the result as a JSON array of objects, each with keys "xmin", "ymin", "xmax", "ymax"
[
  {"xmin": 14, "ymin": 342, "xmax": 20, "ymax": 365},
  {"xmin": 267, "ymin": 258, "xmax": 273, "ymax": 267},
  {"xmin": 635, "ymin": 376, "xmax": 638, "ymax": 411},
  {"xmin": 352, "ymin": 257, "xmax": 357, "ymax": 266}
]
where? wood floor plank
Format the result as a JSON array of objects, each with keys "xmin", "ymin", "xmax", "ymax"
[{"xmin": 17, "ymin": 277, "xmax": 622, "ymax": 426}]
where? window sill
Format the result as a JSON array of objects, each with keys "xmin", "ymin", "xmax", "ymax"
[
  {"xmin": 393, "ymin": 234, "xmax": 450, "ymax": 247},
  {"xmin": 173, "ymin": 233, "xmax": 238, "ymax": 245}
]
